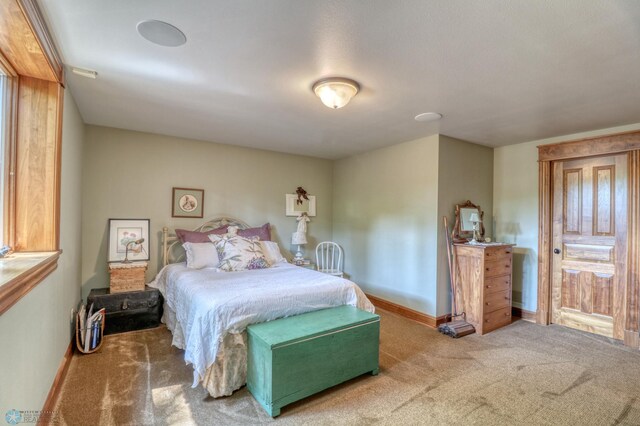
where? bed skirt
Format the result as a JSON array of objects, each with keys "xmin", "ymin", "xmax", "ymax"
[{"xmin": 163, "ymin": 303, "xmax": 248, "ymax": 397}]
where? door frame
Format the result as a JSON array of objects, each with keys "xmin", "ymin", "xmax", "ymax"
[{"xmin": 537, "ymin": 130, "xmax": 640, "ymax": 349}]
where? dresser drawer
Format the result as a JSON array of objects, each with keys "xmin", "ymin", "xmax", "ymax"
[
  {"xmin": 482, "ymin": 306, "xmax": 512, "ymax": 332},
  {"xmin": 483, "ymin": 290, "xmax": 510, "ymax": 313},
  {"xmin": 484, "ymin": 258, "xmax": 512, "ymax": 278},
  {"xmin": 484, "ymin": 246, "xmax": 513, "ymax": 261},
  {"xmin": 484, "ymin": 275, "xmax": 511, "ymax": 294}
]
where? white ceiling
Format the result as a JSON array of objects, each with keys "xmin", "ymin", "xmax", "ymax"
[{"xmin": 38, "ymin": 0, "xmax": 640, "ymax": 159}]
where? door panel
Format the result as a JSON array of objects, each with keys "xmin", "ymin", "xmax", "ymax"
[
  {"xmin": 551, "ymin": 154, "xmax": 627, "ymax": 339},
  {"xmin": 561, "ymin": 269, "xmax": 579, "ymax": 310},
  {"xmin": 593, "ymin": 166, "xmax": 614, "ymax": 236},
  {"xmin": 563, "ymin": 169, "xmax": 582, "ymax": 234},
  {"xmin": 563, "ymin": 244, "xmax": 613, "ymax": 263}
]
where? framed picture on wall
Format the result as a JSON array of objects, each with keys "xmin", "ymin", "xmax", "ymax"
[
  {"xmin": 285, "ymin": 194, "xmax": 316, "ymax": 216},
  {"xmin": 172, "ymin": 187, "xmax": 204, "ymax": 218},
  {"xmin": 108, "ymin": 219, "xmax": 150, "ymax": 262}
]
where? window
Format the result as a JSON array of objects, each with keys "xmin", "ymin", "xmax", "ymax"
[{"xmin": 0, "ymin": 0, "xmax": 64, "ymax": 315}]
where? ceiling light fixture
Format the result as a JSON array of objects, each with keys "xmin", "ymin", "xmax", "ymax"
[
  {"xmin": 312, "ymin": 77, "xmax": 360, "ymax": 109},
  {"xmin": 414, "ymin": 112, "xmax": 442, "ymax": 122},
  {"xmin": 137, "ymin": 20, "xmax": 187, "ymax": 47},
  {"xmin": 71, "ymin": 67, "xmax": 98, "ymax": 79}
]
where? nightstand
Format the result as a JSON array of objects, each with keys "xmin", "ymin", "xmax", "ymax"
[
  {"xmin": 87, "ymin": 286, "xmax": 163, "ymax": 335},
  {"xmin": 298, "ymin": 262, "xmax": 316, "ymax": 270}
]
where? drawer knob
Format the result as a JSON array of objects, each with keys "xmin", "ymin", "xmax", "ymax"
[
  {"xmin": 486, "ymin": 285, "xmax": 492, "ymax": 289},
  {"xmin": 122, "ymin": 300, "xmax": 128, "ymax": 310}
]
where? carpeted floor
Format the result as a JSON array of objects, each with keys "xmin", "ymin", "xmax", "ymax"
[{"xmin": 53, "ymin": 309, "xmax": 640, "ymax": 425}]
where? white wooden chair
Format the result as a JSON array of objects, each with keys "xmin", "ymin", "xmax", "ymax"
[{"xmin": 315, "ymin": 242, "xmax": 343, "ymax": 277}]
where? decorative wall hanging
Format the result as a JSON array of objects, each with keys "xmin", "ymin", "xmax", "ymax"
[
  {"xmin": 108, "ymin": 219, "xmax": 150, "ymax": 262},
  {"xmin": 172, "ymin": 187, "xmax": 204, "ymax": 218},
  {"xmin": 285, "ymin": 194, "xmax": 316, "ymax": 216}
]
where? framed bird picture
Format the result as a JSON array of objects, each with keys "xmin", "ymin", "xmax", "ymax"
[
  {"xmin": 172, "ymin": 187, "xmax": 204, "ymax": 218},
  {"xmin": 285, "ymin": 194, "xmax": 316, "ymax": 216}
]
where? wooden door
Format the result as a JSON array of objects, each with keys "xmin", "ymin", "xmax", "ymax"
[{"xmin": 551, "ymin": 154, "xmax": 627, "ymax": 339}]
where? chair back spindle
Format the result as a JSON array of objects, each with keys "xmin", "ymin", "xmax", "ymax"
[{"xmin": 315, "ymin": 242, "xmax": 343, "ymax": 277}]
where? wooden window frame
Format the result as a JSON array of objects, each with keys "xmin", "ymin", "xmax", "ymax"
[
  {"xmin": 0, "ymin": 55, "xmax": 18, "ymax": 247},
  {"xmin": 537, "ymin": 130, "xmax": 640, "ymax": 349},
  {"xmin": 0, "ymin": 0, "xmax": 65, "ymax": 316}
]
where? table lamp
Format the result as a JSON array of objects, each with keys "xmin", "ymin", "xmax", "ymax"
[
  {"xmin": 291, "ymin": 232, "xmax": 307, "ymax": 265},
  {"xmin": 123, "ymin": 238, "xmax": 145, "ymax": 263},
  {"xmin": 468, "ymin": 212, "xmax": 481, "ymax": 244}
]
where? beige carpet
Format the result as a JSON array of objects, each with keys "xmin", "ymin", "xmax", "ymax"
[{"xmin": 53, "ymin": 310, "xmax": 640, "ymax": 425}]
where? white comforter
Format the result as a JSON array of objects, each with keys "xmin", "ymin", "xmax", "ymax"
[{"xmin": 149, "ymin": 262, "xmax": 374, "ymax": 387}]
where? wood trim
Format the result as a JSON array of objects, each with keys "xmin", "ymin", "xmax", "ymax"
[
  {"xmin": 537, "ymin": 160, "xmax": 552, "ymax": 325},
  {"xmin": 38, "ymin": 339, "xmax": 73, "ymax": 425},
  {"xmin": 365, "ymin": 294, "xmax": 447, "ymax": 328},
  {"xmin": 2, "ymin": 72, "xmax": 18, "ymax": 249},
  {"xmin": 624, "ymin": 330, "xmax": 640, "ymax": 350},
  {"xmin": 53, "ymin": 84, "xmax": 63, "ymax": 249},
  {"xmin": 0, "ymin": 49, "xmax": 18, "ymax": 77},
  {"xmin": 0, "ymin": 251, "xmax": 60, "ymax": 315},
  {"xmin": 626, "ymin": 151, "xmax": 640, "ymax": 339},
  {"xmin": 0, "ymin": 0, "xmax": 58, "ymax": 82},
  {"xmin": 14, "ymin": 77, "xmax": 62, "ymax": 251},
  {"xmin": 512, "ymin": 307, "xmax": 536, "ymax": 322},
  {"xmin": 16, "ymin": 0, "xmax": 64, "ymax": 85},
  {"xmin": 538, "ymin": 130, "xmax": 640, "ymax": 162}
]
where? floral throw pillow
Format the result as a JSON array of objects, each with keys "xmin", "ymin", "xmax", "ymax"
[{"xmin": 209, "ymin": 234, "xmax": 271, "ymax": 272}]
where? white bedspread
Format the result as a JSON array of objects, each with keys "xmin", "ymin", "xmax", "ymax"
[{"xmin": 149, "ymin": 262, "xmax": 374, "ymax": 387}]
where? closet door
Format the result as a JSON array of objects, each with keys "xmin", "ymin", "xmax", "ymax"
[{"xmin": 551, "ymin": 154, "xmax": 627, "ymax": 339}]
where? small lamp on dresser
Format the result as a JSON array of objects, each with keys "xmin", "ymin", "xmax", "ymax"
[
  {"xmin": 291, "ymin": 232, "xmax": 307, "ymax": 265},
  {"xmin": 122, "ymin": 238, "xmax": 145, "ymax": 263},
  {"xmin": 468, "ymin": 212, "xmax": 482, "ymax": 244}
]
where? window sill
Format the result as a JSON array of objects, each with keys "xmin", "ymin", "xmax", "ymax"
[{"xmin": 0, "ymin": 251, "xmax": 60, "ymax": 316}]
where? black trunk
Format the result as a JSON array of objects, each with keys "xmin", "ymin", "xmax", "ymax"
[{"xmin": 87, "ymin": 286, "xmax": 163, "ymax": 335}]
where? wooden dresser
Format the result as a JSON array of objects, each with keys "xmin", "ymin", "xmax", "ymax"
[{"xmin": 453, "ymin": 243, "xmax": 515, "ymax": 335}]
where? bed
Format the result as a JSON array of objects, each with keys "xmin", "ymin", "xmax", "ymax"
[{"xmin": 149, "ymin": 217, "xmax": 374, "ymax": 397}]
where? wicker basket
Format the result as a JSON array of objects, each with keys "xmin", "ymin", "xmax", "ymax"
[
  {"xmin": 75, "ymin": 312, "xmax": 105, "ymax": 354},
  {"xmin": 109, "ymin": 262, "xmax": 147, "ymax": 293}
]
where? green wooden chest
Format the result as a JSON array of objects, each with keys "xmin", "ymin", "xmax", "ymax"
[{"xmin": 247, "ymin": 306, "xmax": 380, "ymax": 417}]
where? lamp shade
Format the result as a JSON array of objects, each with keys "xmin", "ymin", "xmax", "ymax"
[
  {"xmin": 468, "ymin": 212, "xmax": 481, "ymax": 223},
  {"xmin": 292, "ymin": 232, "xmax": 307, "ymax": 245}
]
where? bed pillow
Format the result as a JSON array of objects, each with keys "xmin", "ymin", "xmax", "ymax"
[
  {"xmin": 183, "ymin": 242, "xmax": 220, "ymax": 269},
  {"xmin": 237, "ymin": 223, "xmax": 271, "ymax": 241},
  {"xmin": 209, "ymin": 234, "xmax": 271, "ymax": 271},
  {"xmin": 176, "ymin": 226, "xmax": 229, "ymax": 243},
  {"xmin": 259, "ymin": 241, "xmax": 287, "ymax": 265}
]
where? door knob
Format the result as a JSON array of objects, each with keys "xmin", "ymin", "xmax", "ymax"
[{"xmin": 553, "ymin": 248, "xmax": 561, "ymax": 254}]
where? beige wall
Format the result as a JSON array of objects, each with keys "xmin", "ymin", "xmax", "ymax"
[
  {"xmin": 81, "ymin": 126, "xmax": 334, "ymax": 296},
  {"xmin": 0, "ymin": 92, "xmax": 84, "ymax": 413},
  {"xmin": 436, "ymin": 135, "xmax": 493, "ymax": 316},
  {"xmin": 493, "ymin": 122, "xmax": 640, "ymax": 312},
  {"xmin": 332, "ymin": 134, "xmax": 493, "ymax": 317},
  {"xmin": 333, "ymin": 135, "xmax": 441, "ymax": 315}
]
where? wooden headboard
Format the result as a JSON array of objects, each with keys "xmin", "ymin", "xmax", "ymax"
[{"xmin": 162, "ymin": 216, "xmax": 251, "ymax": 267}]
